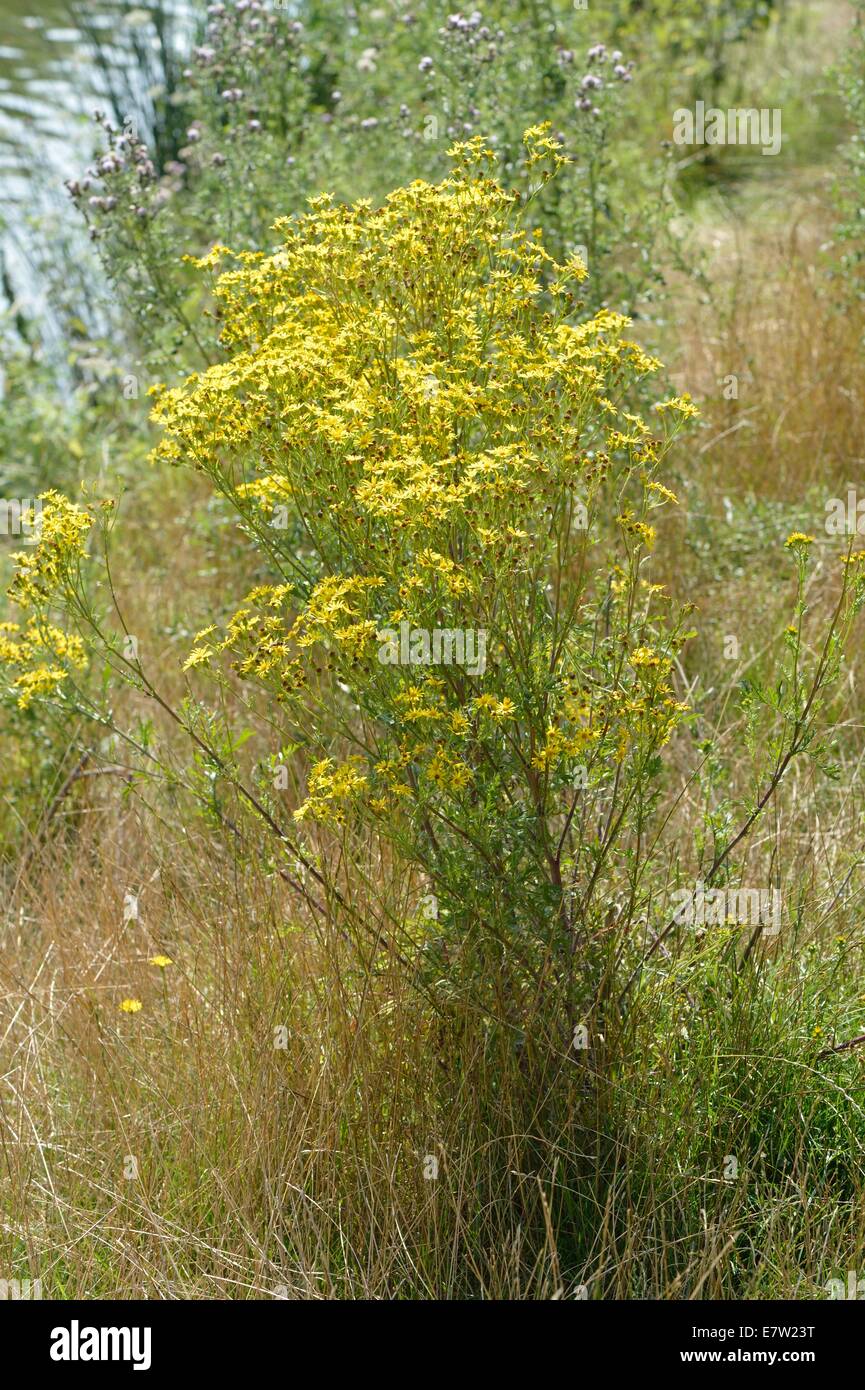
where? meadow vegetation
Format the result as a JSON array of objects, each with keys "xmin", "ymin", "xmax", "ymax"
[{"xmin": 2, "ymin": 0, "xmax": 865, "ymax": 1299}]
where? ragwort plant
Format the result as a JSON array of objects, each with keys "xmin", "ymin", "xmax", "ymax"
[
  {"xmin": 12, "ymin": 131, "xmax": 865, "ymax": 1051},
  {"xmin": 5, "ymin": 124, "xmax": 865, "ymax": 1298},
  {"xmin": 9, "ymin": 133, "xmax": 865, "ymax": 1021},
  {"xmin": 143, "ymin": 127, "xmax": 698, "ymax": 1039}
]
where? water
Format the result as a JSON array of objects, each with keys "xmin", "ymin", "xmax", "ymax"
[
  {"xmin": 0, "ymin": 3, "xmax": 88, "ymax": 184},
  {"xmin": 0, "ymin": 2, "xmax": 193, "ymax": 320},
  {"xmin": 0, "ymin": 1, "xmax": 195, "ymax": 175}
]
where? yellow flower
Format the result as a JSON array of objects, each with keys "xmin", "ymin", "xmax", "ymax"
[
  {"xmin": 654, "ymin": 393, "xmax": 699, "ymax": 421},
  {"xmin": 293, "ymin": 757, "xmax": 368, "ymax": 825},
  {"xmin": 149, "ymin": 955, "xmax": 173, "ymax": 968},
  {"xmin": 427, "ymin": 747, "xmax": 473, "ymax": 792},
  {"xmin": 183, "ymin": 645, "xmax": 214, "ymax": 671},
  {"xmin": 119, "ymin": 999, "xmax": 143, "ymax": 1014},
  {"xmin": 473, "ymin": 694, "xmax": 516, "ymax": 722},
  {"xmin": 183, "ymin": 243, "xmax": 232, "ymax": 270},
  {"xmin": 617, "ymin": 512, "xmax": 656, "ymax": 549},
  {"xmin": 630, "ymin": 646, "xmax": 666, "ymax": 669},
  {"xmin": 646, "ymin": 480, "xmax": 679, "ymax": 505},
  {"xmin": 785, "ymin": 532, "xmax": 815, "ymax": 548}
]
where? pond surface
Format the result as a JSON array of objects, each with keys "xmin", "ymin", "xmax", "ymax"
[
  {"xmin": 0, "ymin": 2, "xmax": 193, "ymax": 316},
  {"xmin": 3, "ymin": 2, "xmax": 109, "ymax": 198},
  {"xmin": 1, "ymin": 2, "xmax": 195, "ymax": 194}
]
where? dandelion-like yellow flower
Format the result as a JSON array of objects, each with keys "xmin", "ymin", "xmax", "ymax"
[
  {"xmin": 654, "ymin": 394, "xmax": 700, "ymax": 421},
  {"xmin": 647, "ymin": 480, "xmax": 679, "ymax": 506},
  {"xmin": 119, "ymin": 998, "xmax": 143, "ymax": 1014},
  {"xmin": 630, "ymin": 647, "xmax": 663, "ymax": 668}
]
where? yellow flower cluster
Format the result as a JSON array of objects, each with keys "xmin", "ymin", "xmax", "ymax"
[
  {"xmin": 6, "ymin": 491, "xmax": 92, "ymax": 609},
  {"xmin": 531, "ymin": 717, "xmax": 600, "ymax": 772},
  {"xmin": 293, "ymin": 756, "xmax": 368, "ymax": 825},
  {"xmin": 291, "ymin": 575, "xmax": 383, "ymax": 660},
  {"xmin": 152, "ymin": 133, "xmax": 688, "ymax": 825},
  {"xmin": 654, "ymin": 393, "xmax": 700, "ymax": 422},
  {"xmin": 0, "ymin": 616, "xmax": 87, "ymax": 709}
]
